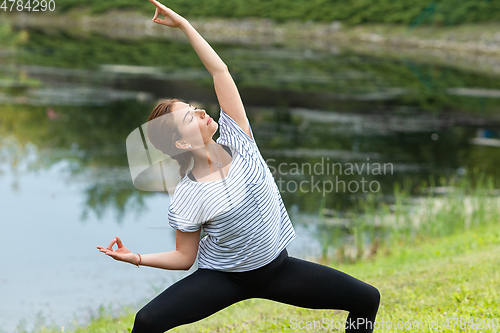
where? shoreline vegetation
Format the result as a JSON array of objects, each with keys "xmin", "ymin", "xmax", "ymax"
[{"xmin": 2, "ymin": 9, "xmax": 500, "ymax": 77}]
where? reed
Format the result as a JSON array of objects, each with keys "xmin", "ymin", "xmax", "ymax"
[{"xmin": 320, "ymin": 169, "xmax": 500, "ymax": 265}]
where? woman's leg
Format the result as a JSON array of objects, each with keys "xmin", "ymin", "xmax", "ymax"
[
  {"xmin": 131, "ymin": 268, "xmax": 249, "ymax": 333},
  {"xmin": 257, "ymin": 255, "xmax": 380, "ymax": 333}
]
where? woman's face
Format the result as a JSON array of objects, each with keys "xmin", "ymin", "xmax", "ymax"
[{"xmin": 172, "ymin": 102, "xmax": 218, "ymax": 149}]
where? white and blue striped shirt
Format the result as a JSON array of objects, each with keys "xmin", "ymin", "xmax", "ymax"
[{"xmin": 168, "ymin": 107, "xmax": 296, "ymax": 272}]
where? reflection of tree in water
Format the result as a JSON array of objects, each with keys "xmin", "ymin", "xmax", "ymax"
[
  {"xmin": 80, "ymin": 182, "xmax": 150, "ymax": 224},
  {"xmin": 0, "ymin": 100, "xmax": 157, "ymax": 224},
  {"xmin": 2, "ymin": 95, "xmax": 500, "ymax": 227}
]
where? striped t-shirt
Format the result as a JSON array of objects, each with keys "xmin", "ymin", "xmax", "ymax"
[{"xmin": 168, "ymin": 107, "xmax": 297, "ymax": 272}]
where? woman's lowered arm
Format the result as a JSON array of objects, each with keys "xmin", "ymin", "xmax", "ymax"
[
  {"xmin": 138, "ymin": 229, "xmax": 201, "ymax": 270},
  {"xmin": 97, "ymin": 230, "xmax": 201, "ymax": 271}
]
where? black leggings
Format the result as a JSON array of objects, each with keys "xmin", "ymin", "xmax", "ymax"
[{"xmin": 131, "ymin": 249, "xmax": 380, "ymax": 333}]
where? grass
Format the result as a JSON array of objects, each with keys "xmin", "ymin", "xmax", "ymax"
[{"xmin": 31, "ymin": 219, "xmax": 500, "ymax": 333}]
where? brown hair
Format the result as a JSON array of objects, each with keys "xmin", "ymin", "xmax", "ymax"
[{"xmin": 146, "ymin": 98, "xmax": 193, "ymax": 178}]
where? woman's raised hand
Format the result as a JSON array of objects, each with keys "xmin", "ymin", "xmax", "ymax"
[
  {"xmin": 96, "ymin": 236, "xmax": 139, "ymax": 265},
  {"xmin": 148, "ymin": 0, "xmax": 187, "ymax": 28}
]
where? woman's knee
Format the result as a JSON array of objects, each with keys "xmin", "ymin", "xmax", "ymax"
[
  {"xmin": 366, "ymin": 285, "xmax": 381, "ymax": 312},
  {"xmin": 132, "ymin": 307, "xmax": 167, "ymax": 333},
  {"xmin": 350, "ymin": 284, "xmax": 380, "ymax": 317}
]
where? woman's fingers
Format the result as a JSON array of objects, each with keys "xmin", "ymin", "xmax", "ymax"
[
  {"xmin": 97, "ymin": 245, "xmax": 109, "ymax": 253},
  {"xmin": 97, "ymin": 246, "xmax": 118, "ymax": 257},
  {"xmin": 153, "ymin": 17, "xmax": 166, "ymax": 25},
  {"xmin": 97, "ymin": 237, "xmax": 123, "ymax": 252},
  {"xmin": 149, "ymin": 0, "xmax": 175, "ymax": 18},
  {"xmin": 148, "ymin": 0, "xmax": 185, "ymax": 27},
  {"xmin": 106, "ymin": 238, "xmax": 116, "ymax": 251},
  {"xmin": 115, "ymin": 236, "xmax": 124, "ymax": 248},
  {"xmin": 148, "ymin": 0, "xmax": 163, "ymax": 8},
  {"xmin": 150, "ymin": 3, "xmax": 166, "ymax": 25},
  {"xmin": 148, "ymin": 0, "xmax": 168, "ymax": 12},
  {"xmin": 97, "ymin": 244, "xmax": 129, "ymax": 262}
]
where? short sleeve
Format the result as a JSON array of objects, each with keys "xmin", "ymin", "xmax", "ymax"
[
  {"xmin": 168, "ymin": 182, "xmax": 205, "ymax": 232},
  {"xmin": 168, "ymin": 207, "xmax": 202, "ymax": 233},
  {"xmin": 216, "ymin": 107, "xmax": 257, "ymax": 153}
]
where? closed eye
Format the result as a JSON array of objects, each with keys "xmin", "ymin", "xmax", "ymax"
[{"xmin": 189, "ymin": 108, "xmax": 199, "ymax": 122}]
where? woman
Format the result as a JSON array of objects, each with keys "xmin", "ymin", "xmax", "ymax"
[{"xmin": 96, "ymin": 1, "xmax": 380, "ymax": 332}]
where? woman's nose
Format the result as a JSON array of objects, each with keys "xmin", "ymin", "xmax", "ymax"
[{"xmin": 196, "ymin": 110, "xmax": 206, "ymax": 118}]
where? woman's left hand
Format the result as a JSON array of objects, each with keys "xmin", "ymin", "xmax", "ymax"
[{"xmin": 96, "ymin": 236, "xmax": 138, "ymax": 265}]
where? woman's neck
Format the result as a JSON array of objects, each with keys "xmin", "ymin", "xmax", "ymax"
[{"xmin": 192, "ymin": 140, "xmax": 220, "ymax": 169}]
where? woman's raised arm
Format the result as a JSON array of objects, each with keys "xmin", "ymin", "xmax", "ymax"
[{"xmin": 148, "ymin": 0, "xmax": 251, "ymax": 139}]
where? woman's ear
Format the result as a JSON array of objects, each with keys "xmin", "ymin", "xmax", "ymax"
[{"xmin": 175, "ymin": 140, "xmax": 191, "ymax": 150}]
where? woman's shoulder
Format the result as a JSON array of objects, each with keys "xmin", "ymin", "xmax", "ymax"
[
  {"xmin": 171, "ymin": 176, "xmax": 201, "ymax": 200},
  {"xmin": 218, "ymin": 107, "xmax": 255, "ymax": 144}
]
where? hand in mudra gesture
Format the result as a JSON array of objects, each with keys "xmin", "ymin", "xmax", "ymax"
[
  {"xmin": 97, "ymin": 236, "xmax": 138, "ymax": 265},
  {"xmin": 149, "ymin": 0, "xmax": 187, "ymax": 28}
]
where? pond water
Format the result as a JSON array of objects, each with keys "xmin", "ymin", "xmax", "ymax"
[{"xmin": 1, "ymin": 22, "xmax": 500, "ymax": 332}]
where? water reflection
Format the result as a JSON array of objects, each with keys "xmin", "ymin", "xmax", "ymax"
[{"xmin": 1, "ymin": 22, "xmax": 500, "ymax": 331}]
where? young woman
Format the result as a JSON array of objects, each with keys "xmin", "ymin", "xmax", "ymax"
[{"xmin": 96, "ymin": 1, "xmax": 381, "ymax": 332}]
